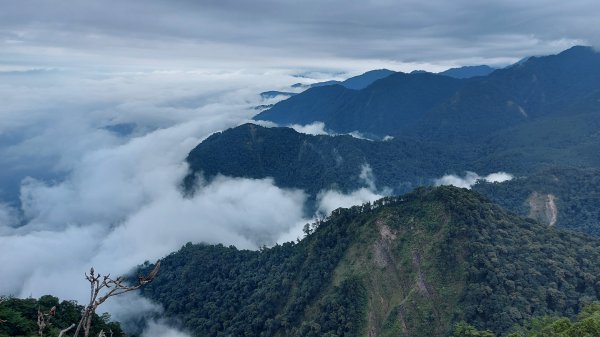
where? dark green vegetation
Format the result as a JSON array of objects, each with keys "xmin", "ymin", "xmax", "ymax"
[
  {"xmin": 184, "ymin": 123, "xmax": 469, "ymax": 199},
  {"xmin": 451, "ymin": 302, "xmax": 600, "ymax": 336},
  {"xmin": 139, "ymin": 187, "xmax": 600, "ymax": 337},
  {"xmin": 473, "ymin": 167, "xmax": 600, "ymax": 236},
  {"xmin": 0, "ymin": 296, "xmax": 125, "ymax": 337}
]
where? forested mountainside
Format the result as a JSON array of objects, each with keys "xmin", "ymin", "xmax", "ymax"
[
  {"xmin": 183, "ymin": 123, "xmax": 474, "ymax": 198},
  {"xmin": 0, "ymin": 296, "xmax": 126, "ymax": 337},
  {"xmin": 139, "ymin": 187, "xmax": 600, "ymax": 337},
  {"xmin": 473, "ymin": 167, "xmax": 600, "ymax": 236},
  {"xmin": 255, "ymin": 46, "xmax": 600, "ymax": 141},
  {"xmin": 184, "ymin": 119, "xmax": 600, "ymax": 216},
  {"xmin": 451, "ymin": 302, "xmax": 600, "ymax": 337}
]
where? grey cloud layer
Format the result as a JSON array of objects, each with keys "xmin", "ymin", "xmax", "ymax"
[{"xmin": 1, "ymin": 0, "xmax": 598, "ymax": 70}]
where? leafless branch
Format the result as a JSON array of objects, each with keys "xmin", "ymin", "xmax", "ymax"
[
  {"xmin": 58, "ymin": 323, "xmax": 76, "ymax": 337},
  {"xmin": 73, "ymin": 260, "xmax": 161, "ymax": 337}
]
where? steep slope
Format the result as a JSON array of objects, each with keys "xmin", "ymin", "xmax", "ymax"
[
  {"xmin": 420, "ymin": 46, "xmax": 600, "ymax": 142},
  {"xmin": 473, "ymin": 167, "xmax": 600, "ymax": 236},
  {"xmin": 139, "ymin": 187, "xmax": 600, "ymax": 337}
]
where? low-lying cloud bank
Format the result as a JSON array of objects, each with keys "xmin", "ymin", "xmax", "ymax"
[
  {"xmin": 434, "ymin": 171, "xmax": 513, "ymax": 189},
  {"xmin": 0, "ymin": 69, "xmax": 395, "ymax": 336}
]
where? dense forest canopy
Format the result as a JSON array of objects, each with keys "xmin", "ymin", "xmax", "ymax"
[{"xmin": 138, "ymin": 187, "xmax": 600, "ymax": 337}]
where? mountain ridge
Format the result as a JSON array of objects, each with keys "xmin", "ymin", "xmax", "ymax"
[
  {"xmin": 255, "ymin": 45, "xmax": 600, "ymax": 141},
  {"xmin": 139, "ymin": 186, "xmax": 600, "ymax": 337}
]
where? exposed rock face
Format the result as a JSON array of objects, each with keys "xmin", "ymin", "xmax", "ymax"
[
  {"xmin": 373, "ymin": 222, "xmax": 397, "ymax": 268},
  {"xmin": 527, "ymin": 192, "xmax": 558, "ymax": 226}
]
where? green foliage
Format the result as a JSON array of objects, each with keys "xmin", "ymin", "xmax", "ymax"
[
  {"xmin": 139, "ymin": 187, "xmax": 600, "ymax": 337},
  {"xmin": 183, "ymin": 123, "xmax": 488, "ymax": 202},
  {"xmin": 507, "ymin": 302, "xmax": 600, "ymax": 337},
  {"xmin": 473, "ymin": 167, "xmax": 600, "ymax": 236},
  {"xmin": 139, "ymin": 205, "xmax": 372, "ymax": 337},
  {"xmin": 0, "ymin": 296, "xmax": 125, "ymax": 337},
  {"xmin": 451, "ymin": 322, "xmax": 495, "ymax": 337}
]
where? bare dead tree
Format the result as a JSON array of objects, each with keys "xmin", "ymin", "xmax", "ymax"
[
  {"xmin": 37, "ymin": 309, "xmax": 47, "ymax": 337},
  {"xmin": 37, "ymin": 305, "xmax": 57, "ymax": 337},
  {"xmin": 73, "ymin": 261, "xmax": 161, "ymax": 337},
  {"xmin": 58, "ymin": 324, "xmax": 76, "ymax": 337}
]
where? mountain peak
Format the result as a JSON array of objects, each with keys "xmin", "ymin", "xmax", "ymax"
[
  {"xmin": 439, "ymin": 65, "xmax": 496, "ymax": 79},
  {"xmin": 559, "ymin": 45, "xmax": 595, "ymax": 55}
]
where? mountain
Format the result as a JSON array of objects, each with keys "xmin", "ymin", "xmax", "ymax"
[
  {"xmin": 138, "ymin": 186, "xmax": 600, "ymax": 337},
  {"xmin": 420, "ymin": 46, "xmax": 600, "ymax": 142},
  {"xmin": 337, "ymin": 69, "xmax": 396, "ymax": 90},
  {"xmin": 439, "ymin": 65, "xmax": 496, "ymax": 79},
  {"xmin": 184, "ymin": 119, "xmax": 600, "ymax": 217},
  {"xmin": 255, "ymin": 46, "xmax": 600, "ymax": 141},
  {"xmin": 254, "ymin": 72, "xmax": 464, "ymax": 136},
  {"xmin": 183, "ymin": 123, "xmax": 479, "ymax": 201},
  {"xmin": 295, "ymin": 69, "xmax": 397, "ymax": 91},
  {"xmin": 198, "ymin": 46, "xmax": 600, "ymax": 206}
]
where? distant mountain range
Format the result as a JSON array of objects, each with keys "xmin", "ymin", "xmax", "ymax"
[
  {"xmin": 255, "ymin": 46, "xmax": 600, "ymax": 141},
  {"xmin": 269, "ymin": 65, "xmax": 496, "ymax": 105}
]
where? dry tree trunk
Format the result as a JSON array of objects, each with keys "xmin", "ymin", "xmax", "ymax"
[
  {"xmin": 58, "ymin": 323, "xmax": 76, "ymax": 337},
  {"xmin": 72, "ymin": 261, "xmax": 161, "ymax": 337}
]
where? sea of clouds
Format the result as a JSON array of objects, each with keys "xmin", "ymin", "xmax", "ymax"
[{"xmin": 0, "ymin": 69, "xmax": 385, "ymax": 336}]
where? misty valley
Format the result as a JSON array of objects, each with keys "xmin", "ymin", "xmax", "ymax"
[{"xmin": 2, "ymin": 11, "xmax": 600, "ymax": 337}]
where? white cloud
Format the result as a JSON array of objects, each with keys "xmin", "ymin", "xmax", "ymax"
[
  {"xmin": 316, "ymin": 163, "xmax": 390, "ymax": 215},
  {"xmin": 0, "ymin": 69, "xmax": 313, "ymax": 335},
  {"xmin": 288, "ymin": 121, "xmax": 329, "ymax": 135},
  {"xmin": 347, "ymin": 130, "xmax": 373, "ymax": 141},
  {"xmin": 434, "ymin": 171, "xmax": 513, "ymax": 189},
  {"xmin": 141, "ymin": 319, "xmax": 192, "ymax": 337},
  {"xmin": 317, "ymin": 188, "xmax": 385, "ymax": 215},
  {"xmin": 483, "ymin": 172, "xmax": 514, "ymax": 183}
]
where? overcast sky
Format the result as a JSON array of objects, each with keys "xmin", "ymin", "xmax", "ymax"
[{"xmin": 2, "ymin": 0, "xmax": 599, "ymax": 73}]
